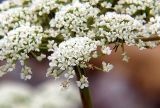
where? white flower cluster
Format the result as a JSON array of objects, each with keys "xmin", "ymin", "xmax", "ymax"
[
  {"xmin": 50, "ymin": 1, "xmax": 100, "ymax": 40},
  {"xmin": 48, "ymin": 36, "xmax": 114, "ymax": 88},
  {"xmin": 114, "ymin": 0, "xmax": 160, "ymax": 21},
  {"xmin": 95, "ymin": 12, "xmax": 143, "ymax": 45},
  {"xmin": 48, "ymin": 37, "xmax": 99, "ymax": 77},
  {"xmin": 0, "ymin": 0, "xmax": 160, "ymax": 89},
  {"xmin": 0, "ymin": 0, "xmax": 31, "ymax": 11},
  {"xmin": 30, "ymin": 0, "xmax": 60, "ymax": 16},
  {"xmin": 80, "ymin": 0, "xmax": 100, "ymax": 5},
  {"xmin": 0, "ymin": 25, "xmax": 43, "ymax": 79},
  {"xmin": 80, "ymin": 0, "xmax": 112, "ymax": 7},
  {"xmin": 0, "ymin": 0, "xmax": 63, "ymax": 36},
  {"xmin": 143, "ymin": 16, "xmax": 160, "ymax": 37},
  {"xmin": 0, "ymin": 7, "xmax": 38, "ymax": 35}
]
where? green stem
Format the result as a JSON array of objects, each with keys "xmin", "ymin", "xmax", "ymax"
[{"xmin": 75, "ymin": 66, "xmax": 93, "ymax": 108}]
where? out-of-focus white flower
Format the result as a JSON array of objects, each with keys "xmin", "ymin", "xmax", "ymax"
[
  {"xmin": 102, "ymin": 61, "xmax": 113, "ymax": 72},
  {"xmin": 0, "ymin": 81, "xmax": 81, "ymax": 108},
  {"xmin": 122, "ymin": 52, "xmax": 130, "ymax": 63},
  {"xmin": 92, "ymin": 51, "xmax": 98, "ymax": 58},
  {"xmin": 64, "ymin": 67, "xmax": 76, "ymax": 79},
  {"xmin": 0, "ymin": 82, "xmax": 32, "ymax": 108},
  {"xmin": 77, "ymin": 75, "xmax": 89, "ymax": 89},
  {"xmin": 21, "ymin": 66, "xmax": 32, "ymax": 80},
  {"xmin": 101, "ymin": 46, "xmax": 112, "ymax": 55},
  {"xmin": 36, "ymin": 54, "xmax": 46, "ymax": 61},
  {"xmin": 32, "ymin": 80, "xmax": 81, "ymax": 108}
]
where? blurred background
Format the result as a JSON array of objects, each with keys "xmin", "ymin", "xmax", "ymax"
[{"xmin": 1, "ymin": 0, "xmax": 160, "ymax": 108}]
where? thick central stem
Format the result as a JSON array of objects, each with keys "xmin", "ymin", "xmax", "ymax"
[{"xmin": 75, "ymin": 66, "xmax": 93, "ymax": 108}]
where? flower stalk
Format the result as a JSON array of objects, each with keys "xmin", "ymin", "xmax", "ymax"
[{"xmin": 75, "ymin": 66, "xmax": 93, "ymax": 108}]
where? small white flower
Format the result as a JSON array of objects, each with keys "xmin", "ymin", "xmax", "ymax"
[
  {"xmin": 101, "ymin": 46, "xmax": 112, "ymax": 55},
  {"xmin": 61, "ymin": 80, "xmax": 70, "ymax": 89},
  {"xmin": 122, "ymin": 52, "xmax": 130, "ymax": 62},
  {"xmin": 102, "ymin": 61, "xmax": 113, "ymax": 72},
  {"xmin": 92, "ymin": 51, "xmax": 98, "ymax": 58},
  {"xmin": 46, "ymin": 69, "xmax": 61, "ymax": 80},
  {"xmin": 0, "ymin": 63, "xmax": 15, "ymax": 77},
  {"xmin": 36, "ymin": 54, "xmax": 46, "ymax": 61},
  {"xmin": 21, "ymin": 66, "xmax": 32, "ymax": 80},
  {"xmin": 50, "ymin": 2, "xmax": 100, "ymax": 40},
  {"xmin": 47, "ymin": 40, "xmax": 57, "ymax": 52},
  {"xmin": 76, "ymin": 75, "xmax": 89, "ymax": 89}
]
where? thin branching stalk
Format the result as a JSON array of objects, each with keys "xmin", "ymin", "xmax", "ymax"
[{"xmin": 137, "ymin": 36, "xmax": 160, "ymax": 42}]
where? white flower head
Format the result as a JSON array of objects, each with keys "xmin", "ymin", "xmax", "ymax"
[
  {"xmin": 0, "ymin": 0, "xmax": 31, "ymax": 11},
  {"xmin": 95, "ymin": 12, "xmax": 143, "ymax": 44},
  {"xmin": 0, "ymin": 25, "xmax": 43, "ymax": 77},
  {"xmin": 0, "ymin": 7, "xmax": 38, "ymax": 34},
  {"xmin": 143, "ymin": 16, "xmax": 160, "ymax": 36},
  {"xmin": 114, "ymin": 0, "xmax": 160, "ymax": 21},
  {"xmin": 31, "ymin": 0, "xmax": 60, "ymax": 16},
  {"xmin": 48, "ymin": 37, "xmax": 99, "ymax": 72},
  {"xmin": 50, "ymin": 1, "xmax": 100, "ymax": 39}
]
